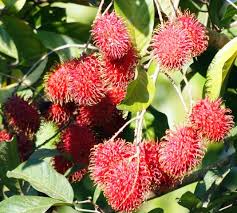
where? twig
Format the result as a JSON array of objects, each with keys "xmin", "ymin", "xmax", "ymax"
[
  {"xmin": 225, "ymin": 0, "xmax": 237, "ymax": 10},
  {"xmin": 110, "ymin": 116, "xmax": 141, "ymax": 141},
  {"xmin": 168, "ymin": 0, "xmax": 178, "ymax": 17},
  {"xmin": 164, "ymin": 72, "xmax": 188, "ymax": 113},
  {"xmin": 182, "ymin": 70, "xmax": 193, "ymax": 112},
  {"xmin": 154, "ymin": 0, "xmax": 164, "ymax": 27}
]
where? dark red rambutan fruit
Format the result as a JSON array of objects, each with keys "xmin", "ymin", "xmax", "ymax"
[
  {"xmin": 92, "ymin": 12, "xmax": 131, "ymax": 60},
  {"xmin": 89, "ymin": 139, "xmax": 134, "ymax": 188},
  {"xmin": 67, "ymin": 55, "xmax": 106, "ymax": 106},
  {"xmin": 175, "ymin": 11, "xmax": 209, "ymax": 57},
  {"xmin": 102, "ymin": 47, "xmax": 137, "ymax": 86},
  {"xmin": 76, "ymin": 96, "xmax": 120, "ymax": 128},
  {"xmin": 59, "ymin": 124, "xmax": 97, "ymax": 165},
  {"xmin": 151, "ymin": 24, "xmax": 193, "ymax": 70},
  {"xmin": 103, "ymin": 143, "xmax": 153, "ymax": 212},
  {"xmin": 159, "ymin": 127, "xmax": 204, "ymax": 178},
  {"xmin": 46, "ymin": 103, "xmax": 73, "ymax": 126},
  {"xmin": 189, "ymin": 98, "xmax": 234, "ymax": 142},
  {"xmin": 106, "ymin": 85, "xmax": 127, "ymax": 105},
  {"xmin": 17, "ymin": 133, "xmax": 34, "ymax": 161},
  {"xmin": 0, "ymin": 130, "xmax": 12, "ymax": 142},
  {"xmin": 44, "ymin": 62, "xmax": 72, "ymax": 105},
  {"xmin": 53, "ymin": 155, "xmax": 87, "ymax": 182},
  {"xmin": 4, "ymin": 96, "xmax": 40, "ymax": 135}
]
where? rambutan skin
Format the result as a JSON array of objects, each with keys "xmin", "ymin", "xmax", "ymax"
[
  {"xmin": 44, "ymin": 62, "xmax": 72, "ymax": 105},
  {"xmin": 67, "ymin": 55, "xmax": 106, "ymax": 106},
  {"xmin": 0, "ymin": 130, "xmax": 12, "ymax": 142},
  {"xmin": 89, "ymin": 139, "xmax": 134, "ymax": 188},
  {"xmin": 175, "ymin": 11, "xmax": 209, "ymax": 57},
  {"xmin": 151, "ymin": 24, "xmax": 193, "ymax": 70},
  {"xmin": 102, "ymin": 47, "xmax": 137, "ymax": 86},
  {"xmin": 4, "ymin": 96, "xmax": 40, "ymax": 135},
  {"xmin": 159, "ymin": 127, "xmax": 204, "ymax": 178},
  {"xmin": 46, "ymin": 103, "xmax": 73, "ymax": 126},
  {"xmin": 189, "ymin": 98, "xmax": 234, "ymax": 142},
  {"xmin": 106, "ymin": 85, "xmax": 127, "ymax": 105},
  {"xmin": 92, "ymin": 12, "xmax": 131, "ymax": 59}
]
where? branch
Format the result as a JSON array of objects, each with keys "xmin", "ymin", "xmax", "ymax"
[{"xmin": 148, "ymin": 153, "xmax": 234, "ymax": 200}]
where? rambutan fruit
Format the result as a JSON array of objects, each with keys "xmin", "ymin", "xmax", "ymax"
[
  {"xmin": 44, "ymin": 62, "xmax": 72, "ymax": 104},
  {"xmin": 159, "ymin": 127, "xmax": 204, "ymax": 178},
  {"xmin": 106, "ymin": 85, "xmax": 127, "ymax": 105},
  {"xmin": 17, "ymin": 133, "xmax": 34, "ymax": 161},
  {"xmin": 89, "ymin": 139, "xmax": 134, "ymax": 188},
  {"xmin": 92, "ymin": 12, "xmax": 131, "ymax": 60},
  {"xmin": 67, "ymin": 55, "xmax": 106, "ymax": 105},
  {"xmin": 102, "ymin": 47, "xmax": 137, "ymax": 86},
  {"xmin": 4, "ymin": 96, "xmax": 40, "ymax": 135},
  {"xmin": 59, "ymin": 124, "xmax": 97, "ymax": 164},
  {"xmin": 0, "ymin": 130, "xmax": 12, "ymax": 142},
  {"xmin": 46, "ymin": 103, "xmax": 73, "ymax": 126},
  {"xmin": 189, "ymin": 98, "xmax": 234, "ymax": 142},
  {"xmin": 175, "ymin": 11, "xmax": 209, "ymax": 57},
  {"xmin": 151, "ymin": 24, "xmax": 193, "ymax": 70}
]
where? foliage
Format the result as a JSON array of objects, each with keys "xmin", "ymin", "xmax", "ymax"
[{"xmin": 0, "ymin": 0, "xmax": 237, "ymax": 213}]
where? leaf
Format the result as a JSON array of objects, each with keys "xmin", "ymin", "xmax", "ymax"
[
  {"xmin": 0, "ymin": 58, "xmax": 47, "ymax": 104},
  {"xmin": 0, "ymin": 20, "xmax": 18, "ymax": 59},
  {"xmin": 223, "ymin": 167, "xmax": 237, "ymax": 192},
  {"xmin": 178, "ymin": 191, "xmax": 202, "ymax": 210},
  {"xmin": 159, "ymin": 0, "xmax": 180, "ymax": 17},
  {"xmin": 37, "ymin": 30, "xmax": 82, "ymax": 61},
  {"xmin": 0, "ymin": 137, "xmax": 20, "ymax": 179},
  {"xmin": 93, "ymin": 186, "xmax": 102, "ymax": 204},
  {"xmin": 114, "ymin": 0, "xmax": 154, "ymax": 56},
  {"xmin": 54, "ymin": 206, "xmax": 78, "ymax": 213},
  {"xmin": 0, "ymin": 195, "xmax": 66, "ymax": 213},
  {"xmin": 35, "ymin": 121, "xmax": 60, "ymax": 149},
  {"xmin": 51, "ymin": 2, "xmax": 97, "ymax": 24},
  {"xmin": 1, "ymin": 16, "xmax": 45, "ymax": 63},
  {"xmin": 7, "ymin": 160, "xmax": 74, "ymax": 203},
  {"xmin": 204, "ymin": 37, "xmax": 237, "ymax": 100},
  {"xmin": 2, "ymin": 0, "xmax": 26, "ymax": 13},
  {"xmin": 117, "ymin": 68, "xmax": 156, "ymax": 112}
]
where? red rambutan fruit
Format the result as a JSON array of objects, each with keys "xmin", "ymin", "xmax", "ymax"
[
  {"xmin": 46, "ymin": 103, "xmax": 73, "ymax": 126},
  {"xmin": 159, "ymin": 127, "xmax": 204, "ymax": 178},
  {"xmin": 44, "ymin": 62, "xmax": 72, "ymax": 105},
  {"xmin": 53, "ymin": 155, "xmax": 87, "ymax": 182},
  {"xmin": 102, "ymin": 47, "xmax": 137, "ymax": 86},
  {"xmin": 0, "ymin": 130, "xmax": 12, "ymax": 142},
  {"xmin": 59, "ymin": 124, "xmax": 97, "ymax": 165},
  {"xmin": 151, "ymin": 24, "xmax": 193, "ymax": 70},
  {"xmin": 189, "ymin": 98, "xmax": 234, "ymax": 142},
  {"xmin": 106, "ymin": 85, "xmax": 127, "ymax": 105},
  {"xmin": 67, "ymin": 55, "xmax": 106, "ymax": 105},
  {"xmin": 103, "ymin": 144, "xmax": 153, "ymax": 212},
  {"xmin": 89, "ymin": 139, "xmax": 134, "ymax": 188},
  {"xmin": 17, "ymin": 133, "xmax": 34, "ymax": 161},
  {"xmin": 76, "ymin": 96, "xmax": 121, "ymax": 128},
  {"xmin": 92, "ymin": 12, "xmax": 131, "ymax": 60},
  {"xmin": 175, "ymin": 11, "xmax": 209, "ymax": 57},
  {"xmin": 4, "ymin": 96, "xmax": 40, "ymax": 135}
]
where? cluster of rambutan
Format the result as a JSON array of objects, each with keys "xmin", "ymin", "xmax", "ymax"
[
  {"xmin": 42, "ymin": 11, "xmax": 138, "ymax": 182},
  {"xmin": 151, "ymin": 11, "xmax": 209, "ymax": 70},
  {"xmin": 89, "ymin": 97, "xmax": 234, "ymax": 212}
]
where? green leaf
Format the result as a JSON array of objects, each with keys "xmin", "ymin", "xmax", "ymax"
[
  {"xmin": 35, "ymin": 121, "xmax": 60, "ymax": 149},
  {"xmin": 117, "ymin": 68, "xmax": 156, "ymax": 112},
  {"xmin": 159, "ymin": 0, "xmax": 180, "ymax": 17},
  {"xmin": 1, "ymin": 16, "xmax": 45, "ymax": 63},
  {"xmin": 37, "ymin": 30, "xmax": 82, "ymax": 61},
  {"xmin": 7, "ymin": 160, "xmax": 74, "ymax": 203},
  {"xmin": 93, "ymin": 186, "xmax": 102, "ymax": 204},
  {"xmin": 2, "ymin": 0, "xmax": 26, "ymax": 13},
  {"xmin": 54, "ymin": 206, "xmax": 78, "ymax": 213},
  {"xmin": 51, "ymin": 2, "xmax": 97, "ymax": 24},
  {"xmin": 114, "ymin": 0, "xmax": 154, "ymax": 56},
  {"xmin": 0, "ymin": 21, "xmax": 18, "ymax": 59},
  {"xmin": 0, "ymin": 137, "xmax": 20, "ymax": 179},
  {"xmin": 0, "ymin": 58, "xmax": 47, "ymax": 104},
  {"xmin": 178, "ymin": 191, "xmax": 202, "ymax": 210},
  {"xmin": 204, "ymin": 37, "xmax": 237, "ymax": 100},
  {"xmin": 0, "ymin": 195, "xmax": 66, "ymax": 213}
]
